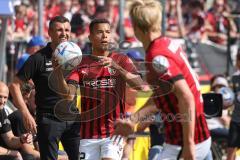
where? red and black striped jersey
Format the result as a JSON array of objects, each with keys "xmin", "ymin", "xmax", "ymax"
[
  {"xmin": 145, "ymin": 37, "xmax": 210, "ymax": 145},
  {"xmin": 67, "ymin": 52, "xmax": 138, "ymax": 139}
]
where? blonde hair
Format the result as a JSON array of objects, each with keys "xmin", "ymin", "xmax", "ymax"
[{"xmin": 130, "ymin": 0, "xmax": 162, "ymax": 33}]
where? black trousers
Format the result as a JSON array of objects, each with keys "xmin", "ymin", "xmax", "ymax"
[{"xmin": 36, "ymin": 113, "xmax": 80, "ymax": 160}]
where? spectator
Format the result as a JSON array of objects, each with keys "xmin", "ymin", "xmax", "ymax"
[
  {"xmin": 70, "ymin": 0, "xmax": 96, "ymax": 48},
  {"xmin": 207, "ymin": 75, "xmax": 231, "ymax": 141},
  {"xmin": 71, "ymin": 0, "xmax": 81, "ymax": 14},
  {"xmin": 105, "ymin": 0, "xmax": 119, "ymax": 41},
  {"xmin": 9, "ymin": 83, "xmax": 35, "ymax": 137},
  {"xmin": 83, "ymin": 0, "xmax": 97, "ymax": 20},
  {"xmin": 94, "ymin": 5, "xmax": 108, "ymax": 19},
  {"xmin": 9, "ymin": 4, "xmax": 34, "ymax": 41},
  {"xmin": 16, "ymin": 36, "xmax": 46, "ymax": 72},
  {"xmin": 105, "ymin": 0, "xmax": 119, "ymax": 26},
  {"xmin": 43, "ymin": 0, "xmax": 61, "ymax": 39},
  {"xmin": 205, "ymin": 0, "xmax": 237, "ymax": 45},
  {"xmin": 0, "ymin": 81, "xmax": 33, "ymax": 160},
  {"xmin": 165, "ymin": 0, "xmax": 185, "ymax": 38},
  {"xmin": 119, "ymin": 1, "xmax": 138, "ymax": 44},
  {"xmin": 58, "ymin": 0, "xmax": 73, "ymax": 21},
  {"xmin": 184, "ymin": 1, "xmax": 207, "ymax": 42},
  {"xmin": 8, "ymin": 83, "xmax": 40, "ymax": 160},
  {"xmin": 227, "ymin": 50, "xmax": 240, "ymax": 160}
]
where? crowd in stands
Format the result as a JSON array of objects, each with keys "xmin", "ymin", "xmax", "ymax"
[
  {"xmin": 4, "ymin": 0, "xmax": 239, "ymax": 47},
  {"xmin": 2, "ymin": 0, "xmax": 240, "ymax": 78}
]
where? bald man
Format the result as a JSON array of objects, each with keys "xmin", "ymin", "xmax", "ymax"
[
  {"xmin": 0, "ymin": 81, "xmax": 9, "ymax": 109},
  {"xmin": 0, "ymin": 81, "xmax": 32, "ymax": 160}
]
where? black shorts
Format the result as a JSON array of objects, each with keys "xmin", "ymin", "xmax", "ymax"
[{"xmin": 228, "ymin": 121, "xmax": 240, "ymax": 147}]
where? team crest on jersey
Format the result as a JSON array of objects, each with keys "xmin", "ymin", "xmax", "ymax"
[
  {"xmin": 152, "ymin": 55, "xmax": 169, "ymax": 73},
  {"xmin": 108, "ymin": 67, "xmax": 116, "ymax": 75}
]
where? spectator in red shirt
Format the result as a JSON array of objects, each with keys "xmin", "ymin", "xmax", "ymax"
[
  {"xmin": 205, "ymin": 0, "xmax": 237, "ymax": 45},
  {"xmin": 8, "ymin": 4, "xmax": 34, "ymax": 41},
  {"xmin": 184, "ymin": 1, "xmax": 207, "ymax": 42},
  {"xmin": 165, "ymin": 0, "xmax": 185, "ymax": 38},
  {"xmin": 70, "ymin": 0, "xmax": 96, "ymax": 48}
]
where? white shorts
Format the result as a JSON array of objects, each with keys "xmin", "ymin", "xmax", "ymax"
[
  {"xmin": 79, "ymin": 135, "xmax": 124, "ymax": 160},
  {"xmin": 159, "ymin": 137, "xmax": 212, "ymax": 160}
]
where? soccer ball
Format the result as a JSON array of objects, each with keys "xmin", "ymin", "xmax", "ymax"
[
  {"xmin": 216, "ymin": 87, "xmax": 235, "ymax": 109},
  {"xmin": 54, "ymin": 41, "xmax": 82, "ymax": 70}
]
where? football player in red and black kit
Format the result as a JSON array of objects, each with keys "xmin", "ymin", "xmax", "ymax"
[
  {"xmin": 114, "ymin": 1, "xmax": 212, "ymax": 160},
  {"xmin": 51, "ymin": 18, "xmax": 144, "ymax": 160}
]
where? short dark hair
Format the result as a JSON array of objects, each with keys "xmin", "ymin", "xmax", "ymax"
[
  {"xmin": 89, "ymin": 18, "xmax": 110, "ymax": 33},
  {"xmin": 189, "ymin": 1, "xmax": 204, "ymax": 10},
  {"xmin": 49, "ymin": 16, "xmax": 70, "ymax": 29},
  {"xmin": 95, "ymin": 6, "xmax": 108, "ymax": 14}
]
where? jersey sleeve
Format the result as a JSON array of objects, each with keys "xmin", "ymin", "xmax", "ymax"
[
  {"xmin": 66, "ymin": 68, "xmax": 81, "ymax": 88},
  {"xmin": 0, "ymin": 109, "xmax": 11, "ymax": 134},
  {"xmin": 16, "ymin": 55, "xmax": 38, "ymax": 82},
  {"xmin": 151, "ymin": 55, "xmax": 184, "ymax": 83},
  {"xmin": 118, "ymin": 55, "xmax": 139, "ymax": 75}
]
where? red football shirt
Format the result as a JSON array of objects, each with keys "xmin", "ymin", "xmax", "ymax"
[
  {"xmin": 67, "ymin": 53, "xmax": 138, "ymax": 139},
  {"xmin": 145, "ymin": 37, "xmax": 210, "ymax": 145}
]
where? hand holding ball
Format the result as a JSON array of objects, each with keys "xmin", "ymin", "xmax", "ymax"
[{"xmin": 53, "ymin": 41, "xmax": 82, "ymax": 70}]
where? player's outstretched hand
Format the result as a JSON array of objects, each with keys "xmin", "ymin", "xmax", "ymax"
[{"xmin": 113, "ymin": 119, "xmax": 135, "ymax": 137}]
